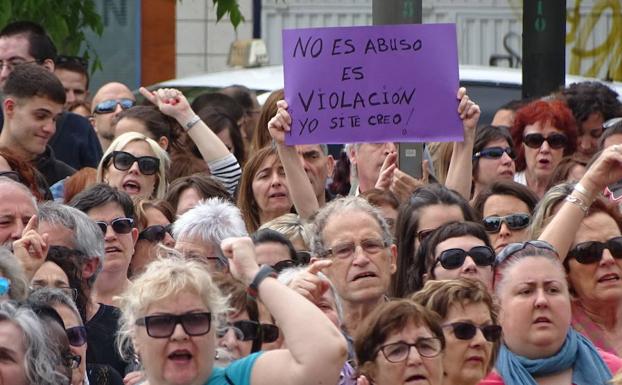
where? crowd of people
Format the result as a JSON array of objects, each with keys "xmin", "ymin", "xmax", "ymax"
[{"xmin": 1, "ymin": 19, "xmax": 622, "ymax": 385}]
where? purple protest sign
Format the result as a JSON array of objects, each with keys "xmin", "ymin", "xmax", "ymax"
[{"xmin": 283, "ymin": 24, "xmax": 462, "ymax": 145}]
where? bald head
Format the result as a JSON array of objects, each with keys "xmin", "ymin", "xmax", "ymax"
[{"xmin": 90, "ymin": 82, "xmax": 135, "ymax": 151}]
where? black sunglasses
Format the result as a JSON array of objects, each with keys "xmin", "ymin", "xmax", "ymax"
[
  {"xmin": 567, "ymin": 237, "xmax": 622, "ymax": 265},
  {"xmin": 435, "ymin": 246, "xmax": 495, "ymax": 270},
  {"xmin": 136, "ymin": 312, "xmax": 212, "ymax": 338},
  {"xmin": 55, "ymin": 55, "xmax": 88, "ymax": 69},
  {"xmin": 105, "ymin": 151, "xmax": 160, "ymax": 176},
  {"xmin": 482, "ymin": 213, "xmax": 531, "ymax": 233},
  {"xmin": 523, "ymin": 133, "xmax": 568, "ymax": 149},
  {"xmin": 271, "ymin": 259, "xmax": 296, "ymax": 273},
  {"xmin": 496, "ymin": 240, "xmax": 558, "ymax": 265},
  {"xmin": 138, "ymin": 224, "xmax": 173, "ymax": 242},
  {"xmin": 63, "ymin": 351, "xmax": 82, "ymax": 369},
  {"xmin": 217, "ymin": 320, "xmax": 261, "ymax": 341},
  {"xmin": 93, "ymin": 98, "xmax": 135, "ymax": 114},
  {"xmin": 96, "ymin": 217, "xmax": 134, "ymax": 235},
  {"xmin": 66, "ymin": 326, "xmax": 87, "ymax": 347},
  {"xmin": 472, "ymin": 146, "xmax": 516, "ymax": 160},
  {"xmin": 261, "ymin": 323, "xmax": 280, "ymax": 343},
  {"xmin": 443, "ymin": 322, "xmax": 502, "ymax": 342}
]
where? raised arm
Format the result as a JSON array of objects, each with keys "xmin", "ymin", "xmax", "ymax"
[
  {"xmin": 539, "ymin": 146, "xmax": 622, "ymax": 259},
  {"xmin": 139, "ymin": 87, "xmax": 241, "ymax": 193},
  {"xmin": 444, "ymin": 87, "xmax": 480, "ymax": 199},
  {"xmin": 221, "ymin": 237, "xmax": 347, "ymax": 385},
  {"xmin": 267, "ymin": 100, "xmax": 319, "ymax": 220}
]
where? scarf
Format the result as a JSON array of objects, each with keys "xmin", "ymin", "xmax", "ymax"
[{"xmin": 496, "ymin": 328, "xmax": 612, "ymax": 385}]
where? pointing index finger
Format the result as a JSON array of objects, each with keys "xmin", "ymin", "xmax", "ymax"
[
  {"xmin": 139, "ymin": 87, "xmax": 157, "ymax": 105},
  {"xmin": 23, "ymin": 215, "xmax": 38, "ymax": 236},
  {"xmin": 307, "ymin": 259, "xmax": 332, "ymax": 274}
]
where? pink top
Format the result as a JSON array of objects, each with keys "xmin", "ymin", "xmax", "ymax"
[
  {"xmin": 478, "ymin": 349, "xmax": 622, "ymax": 384},
  {"xmin": 571, "ymin": 300, "xmax": 618, "ymax": 355}
]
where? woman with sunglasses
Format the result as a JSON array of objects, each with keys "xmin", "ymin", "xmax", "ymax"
[
  {"xmin": 30, "ymin": 288, "xmax": 124, "ymax": 385},
  {"xmin": 414, "ymin": 221, "xmax": 495, "ymax": 293},
  {"xmin": 354, "ymin": 299, "xmax": 445, "ymax": 385},
  {"xmin": 98, "ymin": 131, "xmax": 170, "ymax": 200},
  {"xmin": 480, "ymin": 241, "xmax": 622, "ymax": 385},
  {"xmin": 473, "ymin": 180, "xmax": 538, "ymax": 253},
  {"xmin": 412, "ymin": 278, "xmax": 501, "ymax": 385},
  {"xmin": 471, "ymin": 125, "xmax": 517, "ymax": 201},
  {"xmin": 393, "ymin": 183, "xmax": 478, "ymax": 297},
  {"xmin": 116, "ymin": 240, "xmax": 347, "ymax": 385},
  {"xmin": 510, "ymin": 99, "xmax": 578, "ymax": 198},
  {"xmin": 131, "ymin": 199, "xmax": 176, "ymax": 277}
]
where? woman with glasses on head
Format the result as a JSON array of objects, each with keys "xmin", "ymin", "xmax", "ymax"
[
  {"xmin": 98, "ymin": 131, "xmax": 170, "ymax": 200},
  {"xmin": 480, "ymin": 240, "xmax": 622, "ymax": 384},
  {"xmin": 413, "ymin": 221, "xmax": 496, "ymax": 293},
  {"xmin": 355, "ymin": 299, "xmax": 445, "ymax": 385},
  {"xmin": 471, "ymin": 125, "xmax": 517, "ymax": 201},
  {"xmin": 412, "ymin": 278, "xmax": 501, "ymax": 385},
  {"xmin": 131, "ymin": 199, "xmax": 176, "ymax": 277},
  {"xmin": 530, "ymin": 147, "xmax": 622, "ymax": 356},
  {"xmin": 116, "ymin": 240, "xmax": 347, "ymax": 385},
  {"xmin": 393, "ymin": 183, "xmax": 478, "ymax": 297},
  {"xmin": 510, "ymin": 99, "xmax": 578, "ymax": 198},
  {"xmin": 29, "ymin": 288, "xmax": 124, "ymax": 385},
  {"xmin": 473, "ymin": 180, "xmax": 538, "ymax": 253}
]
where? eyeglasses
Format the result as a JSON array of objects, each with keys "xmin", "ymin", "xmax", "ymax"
[
  {"xmin": 0, "ymin": 277, "xmax": 10, "ymax": 296},
  {"xmin": 435, "ymin": 246, "xmax": 495, "ymax": 270},
  {"xmin": 66, "ymin": 326, "xmax": 87, "ymax": 347},
  {"xmin": 320, "ymin": 238, "xmax": 388, "ymax": 259},
  {"xmin": 523, "ymin": 133, "xmax": 568, "ymax": 149},
  {"xmin": 271, "ymin": 259, "xmax": 297, "ymax": 273},
  {"xmin": 217, "ymin": 320, "xmax": 261, "ymax": 341},
  {"xmin": 567, "ymin": 237, "xmax": 622, "ymax": 264},
  {"xmin": 30, "ymin": 284, "xmax": 78, "ymax": 301},
  {"xmin": 138, "ymin": 224, "xmax": 173, "ymax": 242},
  {"xmin": 62, "ymin": 351, "xmax": 82, "ymax": 369},
  {"xmin": 261, "ymin": 323, "xmax": 280, "ymax": 343},
  {"xmin": 93, "ymin": 98, "xmax": 134, "ymax": 114},
  {"xmin": 296, "ymin": 250, "xmax": 312, "ymax": 265},
  {"xmin": 105, "ymin": 151, "xmax": 160, "ymax": 175},
  {"xmin": 378, "ymin": 338, "xmax": 443, "ymax": 362},
  {"xmin": 496, "ymin": 240, "xmax": 558, "ymax": 265},
  {"xmin": 55, "ymin": 55, "xmax": 88, "ymax": 69},
  {"xmin": 0, "ymin": 59, "xmax": 38, "ymax": 72},
  {"xmin": 95, "ymin": 217, "xmax": 134, "ymax": 236},
  {"xmin": 0, "ymin": 171, "xmax": 21, "ymax": 183},
  {"xmin": 136, "ymin": 312, "xmax": 212, "ymax": 338},
  {"xmin": 443, "ymin": 322, "xmax": 502, "ymax": 342},
  {"xmin": 482, "ymin": 213, "xmax": 531, "ymax": 233},
  {"xmin": 472, "ymin": 146, "xmax": 516, "ymax": 160}
]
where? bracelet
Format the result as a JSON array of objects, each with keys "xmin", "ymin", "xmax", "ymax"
[
  {"xmin": 247, "ymin": 265, "xmax": 277, "ymax": 298},
  {"xmin": 574, "ymin": 183, "xmax": 590, "ymax": 199},
  {"xmin": 565, "ymin": 195, "xmax": 589, "ymax": 214},
  {"xmin": 183, "ymin": 115, "xmax": 201, "ymax": 132}
]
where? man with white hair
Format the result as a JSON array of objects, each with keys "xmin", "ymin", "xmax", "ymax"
[
  {"xmin": 0, "ymin": 176, "xmax": 37, "ymax": 246},
  {"xmin": 173, "ymin": 197, "xmax": 248, "ymax": 272}
]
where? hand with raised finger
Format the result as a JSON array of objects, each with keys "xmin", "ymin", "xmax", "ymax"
[
  {"xmin": 288, "ymin": 259, "xmax": 332, "ymax": 303},
  {"xmin": 139, "ymin": 87, "xmax": 193, "ymax": 122},
  {"xmin": 221, "ymin": 237, "xmax": 260, "ymax": 286},
  {"xmin": 13, "ymin": 215, "xmax": 49, "ymax": 279},
  {"xmin": 375, "ymin": 152, "xmax": 397, "ymax": 191},
  {"xmin": 268, "ymin": 100, "xmax": 292, "ymax": 145}
]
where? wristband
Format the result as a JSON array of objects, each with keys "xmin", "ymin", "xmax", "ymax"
[
  {"xmin": 565, "ymin": 195, "xmax": 589, "ymax": 214},
  {"xmin": 247, "ymin": 265, "xmax": 277, "ymax": 298},
  {"xmin": 184, "ymin": 115, "xmax": 201, "ymax": 132}
]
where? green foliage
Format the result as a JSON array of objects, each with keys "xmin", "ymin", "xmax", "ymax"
[
  {"xmin": 0, "ymin": 0, "xmax": 104, "ymax": 73},
  {"xmin": 212, "ymin": 0, "xmax": 245, "ymax": 28}
]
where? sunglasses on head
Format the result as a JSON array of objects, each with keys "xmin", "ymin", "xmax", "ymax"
[
  {"xmin": 523, "ymin": 133, "xmax": 568, "ymax": 149},
  {"xmin": 138, "ymin": 224, "xmax": 173, "ymax": 242},
  {"xmin": 93, "ymin": 98, "xmax": 134, "ymax": 114},
  {"xmin": 435, "ymin": 246, "xmax": 495, "ymax": 270},
  {"xmin": 136, "ymin": 312, "xmax": 212, "ymax": 338},
  {"xmin": 217, "ymin": 320, "xmax": 261, "ymax": 341},
  {"xmin": 472, "ymin": 146, "xmax": 516, "ymax": 160},
  {"xmin": 482, "ymin": 213, "xmax": 530, "ymax": 233},
  {"xmin": 443, "ymin": 322, "xmax": 502, "ymax": 342},
  {"xmin": 66, "ymin": 326, "xmax": 87, "ymax": 347},
  {"xmin": 96, "ymin": 217, "xmax": 134, "ymax": 235},
  {"xmin": 496, "ymin": 240, "xmax": 558, "ymax": 265},
  {"xmin": 566, "ymin": 237, "xmax": 622, "ymax": 265},
  {"xmin": 55, "ymin": 55, "xmax": 88, "ymax": 69},
  {"xmin": 106, "ymin": 151, "xmax": 160, "ymax": 175}
]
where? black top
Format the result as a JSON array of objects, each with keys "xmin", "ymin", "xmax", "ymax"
[
  {"xmin": 86, "ymin": 303, "xmax": 131, "ymax": 377},
  {"xmin": 87, "ymin": 363, "xmax": 124, "ymax": 385},
  {"xmin": 35, "ymin": 145, "xmax": 75, "ymax": 186},
  {"xmin": 49, "ymin": 112, "xmax": 103, "ymax": 169}
]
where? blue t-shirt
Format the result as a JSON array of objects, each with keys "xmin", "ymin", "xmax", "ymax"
[{"xmin": 206, "ymin": 352, "xmax": 263, "ymax": 385}]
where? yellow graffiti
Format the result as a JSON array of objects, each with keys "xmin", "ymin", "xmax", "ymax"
[{"xmin": 567, "ymin": 0, "xmax": 622, "ymax": 81}]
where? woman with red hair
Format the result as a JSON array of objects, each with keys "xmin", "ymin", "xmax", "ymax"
[{"xmin": 511, "ymin": 99, "xmax": 577, "ymax": 198}]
